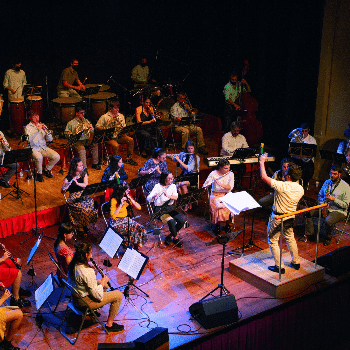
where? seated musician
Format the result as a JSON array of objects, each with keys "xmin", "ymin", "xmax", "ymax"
[
  {"xmin": 0, "ymin": 288, "xmax": 23, "ymax": 350},
  {"xmin": 138, "ymin": 148, "xmax": 168, "ymax": 196},
  {"xmin": 170, "ymin": 93, "xmax": 208, "ymax": 155},
  {"xmin": 64, "ymin": 105, "xmax": 100, "ymax": 170},
  {"xmin": 0, "ymin": 247, "xmax": 31, "ymax": 308},
  {"xmin": 61, "ymin": 158, "xmax": 98, "ymax": 235},
  {"xmin": 171, "ymin": 140, "xmax": 200, "ymax": 211},
  {"xmin": 54, "ymin": 223, "xmax": 74, "ymax": 280},
  {"xmin": 101, "ymin": 155, "xmax": 128, "ymax": 202},
  {"xmin": 0, "ymin": 131, "xmax": 17, "ymax": 188},
  {"xmin": 147, "ymin": 172, "xmax": 185, "ymax": 247},
  {"xmin": 68, "ymin": 243, "xmax": 124, "ymax": 333},
  {"xmin": 95, "ymin": 100, "xmax": 138, "ymax": 166},
  {"xmin": 203, "ymin": 158, "xmax": 235, "ymax": 235},
  {"xmin": 25, "ymin": 111, "xmax": 60, "ymax": 183},
  {"xmin": 303, "ymin": 164, "xmax": 350, "ymax": 246},
  {"xmin": 289, "ymin": 122, "xmax": 317, "ymax": 189},
  {"xmin": 57, "ymin": 59, "xmax": 85, "ymax": 99},
  {"xmin": 109, "ymin": 182, "xmax": 148, "ymax": 250},
  {"xmin": 135, "ymin": 98, "xmax": 165, "ymax": 158}
]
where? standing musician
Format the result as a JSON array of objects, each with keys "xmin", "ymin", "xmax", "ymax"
[
  {"xmin": 68, "ymin": 243, "xmax": 124, "ymax": 333},
  {"xmin": 25, "ymin": 111, "xmax": 60, "ymax": 182},
  {"xmin": 135, "ymin": 98, "xmax": 165, "ymax": 158},
  {"xmin": 54, "ymin": 223, "xmax": 74, "ymax": 280},
  {"xmin": 131, "ymin": 57, "xmax": 155, "ymax": 86},
  {"xmin": 61, "ymin": 158, "xmax": 98, "ymax": 235},
  {"xmin": 147, "ymin": 172, "xmax": 185, "ymax": 247},
  {"xmin": 203, "ymin": 158, "xmax": 235, "ymax": 235},
  {"xmin": 0, "ymin": 246, "xmax": 31, "ymax": 308},
  {"xmin": 109, "ymin": 182, "xmax": 148, "ymax": 249},
  {"xmin": 3, "ymin": 61, "xmax": 26, "ymax": 101},
  {"xmin": 95, "ymin": 100, "xmax": 138, "ymax": 166},
  {"xmin": 57, "ymin": 59, "xmax": 85, "ymax": 99},
  {"xmin": 101, "ymin": 155, "xmax": 128, "ymax": 202},
  {"xmin": 0, "ymin": 287, "xmax": 23, "ymax": 350},
  {"xmin": 65, "ymin": 105, "xmax": 100, "ymax": 170},
  {"xmin": 223, "ymin": 71, "xmax": 251, "ymax": 133},
  {"xmin": 303, "ymin": 164, "xmax": 350, "ymax": 246},
  {"xmin": 170, "ymin": 93, "xmax": 208, "ymax": 155},
  {"xmin": 138, "ymin": 148, "xmax": 168, "ymax": 196},
  {"xmin": 259, "ymin": 153, "xmax": 304, "ymax": 273},
  {"xmin": 0, "ymin": 131, "xmax": 17, "ymax": 188},
  {"xmin": 289, "ymin": 122, "xmax": 317, "ymax": 189},
  {"xmin": 171, "ymin": 140, "xmax": 200, "ymax": 211}
]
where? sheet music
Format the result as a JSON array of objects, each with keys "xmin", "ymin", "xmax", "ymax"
[
  {"xmin": 99, "ymin": 226, "xmax": 124, "ymax": 258},
  {"xmin": 221, "ymin": 191, "xmax": 260, "ymax": 215},
  {"xmin": 118, "ymin": 247, "xmax": 147, "ymax": 280},
  {"xmin": 26, "ymin": 235, "xmax": 42, "ymax": 265},
  {"xmin": 35, "ymin": 273, "xmax": 54, "ymax": 310}
]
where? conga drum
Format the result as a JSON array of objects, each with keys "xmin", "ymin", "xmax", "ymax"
[
  {"xmin": 86, "ymin": 92, "xmax": 116, "ymax": 120},
  {"xmin": 9, "ymin": 98, "xmax": 25, "ymax": 134},
  {"xmin": 26, "ymin": 95, "xmax": 43, "ymax": 121},
  {"xmin": 53, "ymin": 97, "xmax": 82, "ymax": 123}
]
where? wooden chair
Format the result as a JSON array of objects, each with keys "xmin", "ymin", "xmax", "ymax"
[{"xmin": 59, "ymin": 278, "xmax": 109, "ymax": 345}]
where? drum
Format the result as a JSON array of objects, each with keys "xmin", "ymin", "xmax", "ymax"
[
  {"xmin": 86, "ymin": 92, "xmax": 116, "ymax": 120},
  {"xmin": 156, "ymin": 97, "xmax": 175, "ymax": 121},
  {"xmin": 53, "ymin": 97, "xmax": 81, "ymax": 123},
  {"xmin": 9, "ymin": 98, "xmax": 25, "ymax": 134},
  {"xmin": 26, "ymin": 95, "xmax": 43, "ymax": 121}
]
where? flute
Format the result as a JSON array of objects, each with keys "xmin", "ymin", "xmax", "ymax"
[
  {"xmin": 205, "ymin": 171, "xmax": 232, "ymax": 188},
  {"xmin": 90, "ymin": 258, "xmax": 115, "ymax": 291},
  {"xmin": 62, "ymin": 168, "xmax": 87, "ymax": 192},
  {"xmin": 0, "ymin": 243, "xmax": 22, "ymax": 269}
]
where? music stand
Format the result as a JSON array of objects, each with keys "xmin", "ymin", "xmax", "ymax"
[
  {"xmin": 230, "ymin": 147, "xmax": 256, "ymax": 160},
  {"xmin": 128, "ymin": 175, "xmax": 151, "ymax": 190},
  {"xmin": 289, "ymin": 142, "xmax": 317, "ymax": 158},
  {"xmin": 201, "ymin": 230, "xmax": 244, "ymax": 300},
  {"xmin": 2, "ymin": 148, "xmax": 32, "ymax": 201},
  {"xmin": 319, "ymin": 150, "xmax": 346, "ymax": 164},
  {"xmin": 26, "ymin": 234, "xmax": 43, "ymax": 289},
  {"xmin": 118, "ymin": 123, "xmax": 140, "ymax": 136},
  {"xmin": 81, "ymin": 182, "xmax": 110, "ymax": 197}
]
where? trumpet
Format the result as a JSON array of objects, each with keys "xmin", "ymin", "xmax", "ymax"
[
  {"xmin": 0, "ymin": 243, "xmax": 22, "ymax": 269},
  {"xmin": 39, "ymin": 123, "xmax": 53, "ymax": 135}
]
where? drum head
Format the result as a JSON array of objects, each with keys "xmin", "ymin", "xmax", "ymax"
[
  {"xmin": 86, "ymin": 92, "xmax": 116, "ymax": 100},
  {"xmin": 27, "ymin": 95, "xmax": 42, "ymax": 101},
  {"xmin": 10, "ymin": 98, "xmax": 24, "ymax": 103},
  {"xmin": 52, "ymin": 97, "xmax": 82, "ymax": 104},
  {"xmin": 85, "ymin": 83, "xmax": 110, "ymax": 92}
]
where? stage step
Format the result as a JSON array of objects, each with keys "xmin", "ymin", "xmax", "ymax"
[{"xmin": 229, "ymin": 249, "xmax": 325, "ymax": 298}]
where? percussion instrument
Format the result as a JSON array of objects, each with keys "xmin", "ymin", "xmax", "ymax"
[
  {"xmin": 84, "ymin": 83, "xmax": 110, "ymax": 92},
  {"xmin": 26, "ymin": 95, "xmax": 43, "ymax": 121},
  {"xmin": 9, "ymin": 98, "xmax": 25, "ymax": 134},
  {"xmin": 53, "ymin": 97, "xmax": 82, "ymax": 123},
  {"xmin": 85, "ymin": 92, "xmax": 116, "ymax": 120},
  {"xmin": 204, "ymin": 154, "xmax": 275, "ymax": 167},
  {"xmin": 156, "ymin": 97, "xmax": 175, "ymax": 121}
]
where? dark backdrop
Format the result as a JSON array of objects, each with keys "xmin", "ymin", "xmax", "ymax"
[{"xmin": 0, "ymin": 0, "xmax": 325, "ymax": 161}]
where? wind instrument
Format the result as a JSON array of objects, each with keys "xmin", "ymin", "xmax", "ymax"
[
  {"xmin": 323, "ymin": 182, "xmax": 330, "ymax": 218},
  {"xmin": 39, "ymin": 123, "xmax": 53, "ymax": 135},
  {"xmin": 0, "ymin": 243, "xmax": 22, "ymax": 269},
  {"xmin": 62, "ymin": 168, "xmax": 87, "ymax": 192},
  {"xmin": 90, "ymin": 258, "xmax": 115, "ymax": 291},
  {"xmin": 205, "ymin": 171, "xmax": 232, "ymax": 188}
]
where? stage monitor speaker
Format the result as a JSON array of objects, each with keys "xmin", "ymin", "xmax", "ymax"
[
  {"xmin": 189, "ymin": 295, "xmax": 238, "ymax": 329},
  {"xmin": 134, "ymin": 327, "xmax": 169, "ymax": 350},
  {"xmin": 316, "ymin": 246, "xmax": 350, "ymax": 277}
]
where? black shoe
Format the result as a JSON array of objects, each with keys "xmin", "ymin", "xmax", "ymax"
[
  {"xmin": 92, "ymin": 164, "xmax": 101, "ymax": 170},
  {"xmin": 36, "ymin": 174, "xmax": 44, "ymax": 182},
  {"xmin": 172, "ymin": 237, "xmax": 183, "ymax": 248},
  {"xmin": 19, "ymin": 287, "xmax": 32, "ymax": 298},
  {"xmin": 43, "ymin": 168, "xmax": 53, "ymax": 178},
  {"xmin": 164, "ymin": 235, "xmax": 172, "ymax": 246},
  {"xmin": 291, "ymin": 262, "xmax": 301, "ymax": 270},
  {"xmin": 198, "ymin": 147, "xmax": 208, "ymax": 155},
  {"xmin": 268, "ymin": 265, "xmax": 285, "ymax": 274},
  {"xmin": 323, "ymin": 239, "xmax": 331, "ymax": 246},
  {"xmin": 124, "ymin": 158, "xmax": 138, "ymax": 166},
  {"xmin": 0, "ymin": 179, "xmax": 12, "ymax": 188},
  {"xmin": 10, "ymin": 296, "xmax": 31, "ymax": 308},
  {"xmin": 105, "ymin": 322, "xmax": 124, "ymax": 332}
]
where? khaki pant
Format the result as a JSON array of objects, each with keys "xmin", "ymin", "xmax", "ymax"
[
  {"xmin": 107, "ymin": 134, "xmax": 134, "ymax": 156},
  {"xmin": 32, "ymin": 148, "xmax": 60, "ymax": 173},
  {"xmin": 174, "ymin": 125, "xmax": 205, "ymax": 148}
]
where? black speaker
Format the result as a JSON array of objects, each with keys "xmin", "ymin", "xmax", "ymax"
[
  {"xmin": 317, "ymin": 246, "xmax": 350, "ymax": 277},
  {"xmin": 189, "ymin": 295, "xmax": 238, "ymax": 329},
  {"xmin": 134, "ymin": 327, "xmax": 169, "ymax": 350}
]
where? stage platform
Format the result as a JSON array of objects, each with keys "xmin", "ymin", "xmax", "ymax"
[{"xmin": 229, "ymin": 249, "xmax": 325, "ymax": 298}]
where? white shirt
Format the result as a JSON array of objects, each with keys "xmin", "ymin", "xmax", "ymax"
[
  {"xmin": 25, "ymin": 122, "xmax": 53, "ymax": 151},
  {"xmin": 203, "ymin": 170, "xmax": 235, "ymax": 193},
  {"xmin": 3, "ymin": 69, "xmax": 27, "ymax": 100},
  {"xmin": 147, "ymin": 183, "xmax": 178, "ymax": 206},
  {"xmin": 221, "ymin": 132, "xmax": 249, "ymax": 156},
  {"xmin": 96, "ymin": 111, "xmax": 126, "ymax": 139}
]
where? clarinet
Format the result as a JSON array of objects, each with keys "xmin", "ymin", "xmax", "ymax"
[
  {"xmin": 0, "ymin": 244, "xmax": 22, "ymax": 269},
  {"xmin": 90, "ymin": 258, "xmax": 115, "ymax": 291}
]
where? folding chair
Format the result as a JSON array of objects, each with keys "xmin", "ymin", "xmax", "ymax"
[
  {"xmin": 101, "ymin": 201, "xmax": 111, "ymax": 227},
  {"xmin": 335, "ymin": 205, "xmax": 350, "ymax": 244},
  {"xmin": 48, "ymin": 252, "xmax": 68, "ymax": 313},
  {"xmin": 59, "ymin": 278, "xmax": 109, "ymax": 344}
]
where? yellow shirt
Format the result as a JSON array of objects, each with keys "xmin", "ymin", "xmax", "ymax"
[{"xmin": 110, "ymin": 198, "xmax": 128, "ymax": 219}]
